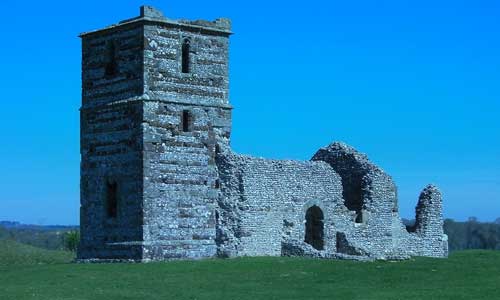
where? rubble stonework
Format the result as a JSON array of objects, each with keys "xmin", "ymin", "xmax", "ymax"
[{"xmin": 77, "ymin": 6, "xmax": 448, "ymax": 261}]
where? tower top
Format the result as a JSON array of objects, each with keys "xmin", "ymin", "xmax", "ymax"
[{"xmin": 79, "ymin": 5, "xmax": 232, "ymax": 38}]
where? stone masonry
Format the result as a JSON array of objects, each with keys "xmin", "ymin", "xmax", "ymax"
[{"xmin": 77, "ymin": 6, "xmax": 448, "ymax": 261}]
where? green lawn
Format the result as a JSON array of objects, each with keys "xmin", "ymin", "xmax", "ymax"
[
  {"xmin": 1, "ymin": 240, "xmax": 499, "ymax": 300},
  {"xmin": 0, "ymin": 239, "xmax": 73, "ymax": 266}
]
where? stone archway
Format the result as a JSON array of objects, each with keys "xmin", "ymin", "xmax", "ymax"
[{"xmin": 304, "ymin": 205, "xmax": 324, "ymax": 250}]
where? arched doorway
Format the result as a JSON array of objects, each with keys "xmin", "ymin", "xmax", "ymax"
[{"xmin": 304, "ymin": 205, "xmax": 324, "ymax": 250}]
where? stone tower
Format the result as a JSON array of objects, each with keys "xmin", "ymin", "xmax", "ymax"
[{"xmin": 78, "ymin": 6, "xmax": 232, "ymax": 260}]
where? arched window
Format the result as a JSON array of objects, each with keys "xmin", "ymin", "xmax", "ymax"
[
  {"xmin": 105, "ymin": 41, "xmax": 118, "ymax": 77},
  {"xmin": 181, "ymin": 38, "xmax": 191, "ymax": 73},
  {"xmin": 106, "ymin": 180, "xmax": 118, "ymax": 219},
  {"xmin": 304, "ymin": 205, "xmax": 324, "ymax": 250},
  {"xmin": 182, "ymin": 110, "xmax": 191, "ymax": 132}
]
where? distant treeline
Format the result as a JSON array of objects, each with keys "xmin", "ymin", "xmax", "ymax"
[
  {"xmin": 0, "ymin": 222, "xmax": 78, "ymax": 250},
  {"xmin": 0, "ymin": 221, "xmax": 77, "ymax": 231},
  {"xmin": 444, "ymin": 218, "xmax": 500, "ymax": 252},
  {"xmin": 2, "ymin": 218, "xmax": 500, "ymax": 253}
]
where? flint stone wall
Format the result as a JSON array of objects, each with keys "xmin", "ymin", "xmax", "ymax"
[
  {"xmin": 141, "ymin": 100, "xmax": 230, "ymax": 260},
  {"xmin": 143, "ymin": 23, "xmax": 230, "ymax": 107},
  {"xmin": 215, "ymin": 149, "xmax": 344, "ymax": 257},
  {"xmin": 79, "ymin": 101, "xmax": 144, "ymax": 260},
  {"xmin": 213, "ymin": 143, "xmax": 448, "ymax": 260},
  {"xmin": 395, "ymin": 185, "xmax": 449, "ymax": 258},
  {"xmin": 312, "ymin": 143, "xmax": 448, "ymax": 259},
  {"xmin": 312, "ymin": 142, "xmax": 401, "ymax": 258}
]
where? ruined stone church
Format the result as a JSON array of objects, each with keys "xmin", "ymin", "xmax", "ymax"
[{"xmin": 78, "ymin": 6, "xmax": 448, "ymax": 261}]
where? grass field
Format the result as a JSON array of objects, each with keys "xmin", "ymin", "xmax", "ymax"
[
  {"xmin": 1, "ymin": 239, "xmax": 499, "ymax": 300},
  {"xmin": 0, "ymin": 239, "xmax": 73, "ymax": 265}
]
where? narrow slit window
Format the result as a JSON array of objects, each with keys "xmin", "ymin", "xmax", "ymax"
[
  {"xmin": 105, "ymin": 41, "xmax": 118, "ymax": 77},
  {"xmin": 181, "ymin": 38, "xmax": 191, "ymax": 73},
  {"xmin": 182, "ymin": 110, "xmax": 191, "ymax": 132},
  {"xmin": 106, "ymin": 180, "xmax": 118, "ymax": 219}
]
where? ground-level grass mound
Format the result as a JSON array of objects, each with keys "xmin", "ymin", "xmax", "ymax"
[
  {"xmin": 0, "ymin": 238, "xmax": 73, "ymax": 266},
  {"xmin": 0, "ymin": 250, "xmax": 499, "ymax": 300}
]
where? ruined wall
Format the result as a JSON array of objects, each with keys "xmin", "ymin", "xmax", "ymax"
[
  {"xmin": 398, "ymin": 185, "xmax": 448, "ymax": 257},
  {"xmin": 311, "ymin": 142, "xmax": 447, "ymax": 259},
  {"xmin": 216, "ymin": 149, "xmax": 344, "ymax": 257},
  {"xmin": 311, "ymin": 142, "xmax": 400, "ymax": 258}
]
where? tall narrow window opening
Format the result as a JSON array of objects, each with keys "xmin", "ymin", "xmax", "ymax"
[
  {"xmin": 106, "ymin": 180, "xmax": 118, "ymax": 219},
  {"xmin": 182, "ymin": 110, "xmax": 191, "ymax": 132},
  {"xmin": 304, "ymin": 205, "xmax": 324, "ymax": 250},
  {"xmin": 105, "ymin": 41, "xmax": 118, "ymax": 77},
  {"xmin": 181, "ymin": 38, "xmax": 191, "ymax": 73}
]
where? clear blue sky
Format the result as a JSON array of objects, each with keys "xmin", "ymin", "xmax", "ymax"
[{"xmin": 0, "ymin": 0, "xmax": 499, "ymax": 225}]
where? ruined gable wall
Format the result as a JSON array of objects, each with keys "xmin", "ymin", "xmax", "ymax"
[
  {"xmin": 312, "ymin": 142, "xmax": 400, "ymax": 258},
  {"xmin": 312, "ymin": 142, "xmax": 448, "ymax": 259}
]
